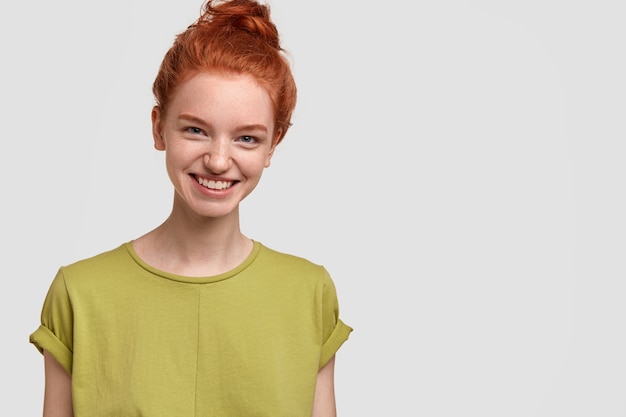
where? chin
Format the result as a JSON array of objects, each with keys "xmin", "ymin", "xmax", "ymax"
[{"xmin": 193, "ymin": 204, "xmax": 239, "ymax": 220}]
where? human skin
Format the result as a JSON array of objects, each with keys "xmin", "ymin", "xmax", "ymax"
[
  {"xmin": 42, "ymin": 350, "xmax": 72, "ymax": 417},
  {"xmin": 41, "ymin": 72, "xmax": 338, "ymax": 416},
  {"xmin": 312, "ymin": 355, "xmax": 337, "ymax": 417},
  {"xmin": 133, "ymin": 72, "xmax": 280, "ymax": 277},
  {"xmin": 153, "ymin": 72, "xmax": 277, "ymax": 224}
]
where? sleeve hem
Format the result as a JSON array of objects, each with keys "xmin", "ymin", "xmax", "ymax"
[
  {"xmin": 30, "ymin": 325, "xmax": 73, "ymax": 375},
  {"xmin": 319, "ymin": 319, "xmax": 353, "ymax": 369}
]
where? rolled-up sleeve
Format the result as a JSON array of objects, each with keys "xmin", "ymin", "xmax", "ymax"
[{"xmin": 29, "ymin": 269, "xmax": 74, "ymax": 375}]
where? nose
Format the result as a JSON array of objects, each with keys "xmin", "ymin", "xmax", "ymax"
[{"xmin": 203, "ymin": 138, "xmax": 231, "ymax": 173}]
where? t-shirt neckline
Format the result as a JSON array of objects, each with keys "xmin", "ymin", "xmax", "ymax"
[{"xmin": 124, "ymin": 240, "xmax": 261, "ymax": 284}]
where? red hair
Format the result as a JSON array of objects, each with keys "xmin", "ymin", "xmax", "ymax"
[{"xmin": 152, "ymin": 0, "xmax": 297, "ymax": 144}]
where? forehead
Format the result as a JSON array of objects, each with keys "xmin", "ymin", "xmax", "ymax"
[{"xmin": 167, "ymin": 72, "xmax": 275, "ymax": 125}]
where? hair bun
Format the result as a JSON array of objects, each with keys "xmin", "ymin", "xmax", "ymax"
[{"xmin": 200, "ymin": 0, "xmax": 281, "ymax": 49}]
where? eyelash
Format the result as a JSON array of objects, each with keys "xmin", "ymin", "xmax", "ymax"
[
  {"xmin": 187, "ymin": 127, "xmax": 204, "ymax": 135},
  {"xmin": 184, "ymin": 127, "xmax": 260, "ymax": 145},
  {"xmin": 238, "ymin": 135, "xmax": 257, "ymax": 144}
]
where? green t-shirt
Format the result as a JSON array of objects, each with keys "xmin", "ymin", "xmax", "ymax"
[{"xmin": 30, "ymin": 241, "xmax": 352, "ymax": 416}]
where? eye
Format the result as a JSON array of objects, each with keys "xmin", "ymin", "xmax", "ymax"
[
  {"xmin": 237, "ymin": 135, "xmax": 258, "ymax": 144},
  {"xmin": 186, "ymin": 126, "xmax": 204, "ymax": 135}
]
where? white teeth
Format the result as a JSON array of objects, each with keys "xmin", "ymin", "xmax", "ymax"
[{"xmin": 197, "ymin": 177, "xmax": 232, "ymax": 190}]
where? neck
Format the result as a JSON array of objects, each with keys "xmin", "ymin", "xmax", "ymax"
[{"xmin": 133, "ymin": 203, "xmax": 253, "ymax": 277}]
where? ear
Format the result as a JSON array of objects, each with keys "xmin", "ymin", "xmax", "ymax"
[
  {"xmin": 264, "ymin": 129, "xmax": 281, "ymax": 168},
  {"xmin": 152, "ymin": 106, "xmax": 166, "ymax": 151}
]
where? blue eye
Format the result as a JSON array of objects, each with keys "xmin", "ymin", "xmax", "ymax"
[
  {"xmin": 187, "ymin": 127, "xmax": 203, "ymax": 135},
  {"xmin": 239, "ymin": 136, "xmax": 257, "ymax": 143}
]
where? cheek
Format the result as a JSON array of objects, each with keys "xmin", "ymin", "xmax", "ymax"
[
  {"xmin": 163, "ymin": 155, "xmax": 180, "ymax": 188},
  {"xmin": 239, "ymin": 153, "xmax": 271, "ymax": 177},
  {"xmin": 165, "ymin": 140, "xmax": 200, "ymax": 165},
  {"xmin": 164, "ymin": 148, "xmax": 180, "ymax": 170},
  {"xmin": 163, "ymin": 143, "xmax": 193, "ymax": 180}
]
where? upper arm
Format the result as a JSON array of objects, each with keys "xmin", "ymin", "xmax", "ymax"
[
  {"xmin": 312, "ymin": 355, "xmax": 336, "ymax": 417},
  {"xmin": 43, "ymin": 350, "xmax": 73, "ymax": 417}
]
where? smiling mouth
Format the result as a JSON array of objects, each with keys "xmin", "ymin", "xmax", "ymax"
[{"xmin": 194, "ymin": 175, "xmax": 235, "ymax": 190}]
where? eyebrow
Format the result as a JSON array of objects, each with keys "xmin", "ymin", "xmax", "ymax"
[{"xmin": 178, "ymin": 113, "xmax": 269, "ymax": 133}]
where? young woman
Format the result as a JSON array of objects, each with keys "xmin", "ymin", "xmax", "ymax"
[{"xmin": 29, "ymin": 1, "xmax": 352, "ymax": 415}]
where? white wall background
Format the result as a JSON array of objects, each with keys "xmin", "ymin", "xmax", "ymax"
[{"xmin": 2, "ymin": 0, "xmax": 625, "ymax": 415}]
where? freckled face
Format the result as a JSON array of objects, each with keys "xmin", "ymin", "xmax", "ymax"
[{"xmin": 152, "ymin": 72, "xmax": 278, "ymax": 220}]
